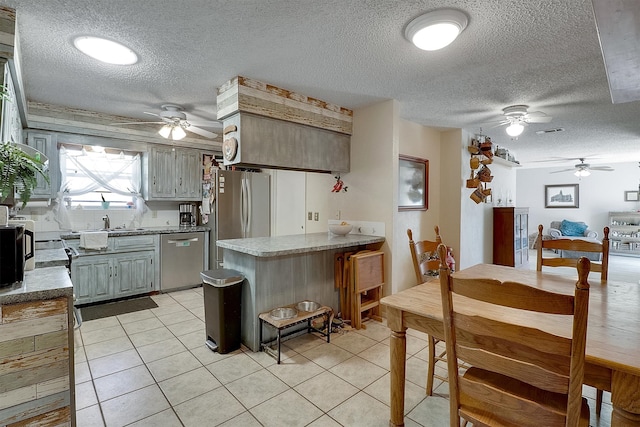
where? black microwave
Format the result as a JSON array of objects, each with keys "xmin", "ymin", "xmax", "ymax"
[{"xmin": 0, "ymin": 224, "xmax": 34, "ymax": 287}]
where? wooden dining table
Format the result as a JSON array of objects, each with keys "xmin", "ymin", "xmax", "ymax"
[{"xmin": 381, "ymin": 263, "xmax": 640, "ymax": 427}]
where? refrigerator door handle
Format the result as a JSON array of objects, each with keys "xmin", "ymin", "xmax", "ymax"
[
  {"xmin": 240, "ymin": 177, "xmax": 247, "ymax": 237},
  {"xmin": 245, "ymin": 176, "xmax": 252, "ymax": 235}
]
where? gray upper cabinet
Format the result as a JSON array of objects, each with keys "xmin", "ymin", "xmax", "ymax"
[
  {"xmin": 176, "ymin": 149, "xmax": 201, "ymax": 199},
  {"xmin": 143, "ymin": 146, "xmax": 201, "ymax": 200},
  {"xmin": 1, "ymin": 61, "xmax": 22, "ymax": 145},
  {"xmin": 25, "ymin": 131, "xmax": 59, "ymax": 199}
]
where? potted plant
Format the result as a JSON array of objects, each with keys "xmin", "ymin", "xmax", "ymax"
[{"xmin": 0, "ymin": 141, "xmax": 49, "ymax": 208}]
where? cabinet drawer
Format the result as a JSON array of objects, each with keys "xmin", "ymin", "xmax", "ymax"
[{"xmin": 113, "ymin": 235, "xmax": 157, "ymax": 251}]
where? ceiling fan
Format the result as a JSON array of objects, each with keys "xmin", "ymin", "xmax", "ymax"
[
  {"xmin": 112, "ymin": 104, "xmax": 221, "ymax": 140},
  {"xmin": 550, "ymin": 158, "xmax": 615, "ymax": 177},
  {"xmin": 497, "ymin": 105, "xmax": 553, "ymax": 137}
]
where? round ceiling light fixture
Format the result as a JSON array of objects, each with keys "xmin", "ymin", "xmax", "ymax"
[
  {"xmin": 73, "ymin": 36, "xmax": 138, "ymax": 65},
  {"xmin": 405, "ymin": 9, "xmax": 469, "ymax": 51},
  {"xmin": 505, "ymin": 122, "xmax": 525, "ymax": 137}
]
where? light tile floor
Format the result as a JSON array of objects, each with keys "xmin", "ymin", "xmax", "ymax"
[{"xmin": 74, "ymin": 251, "xmax": 632, "ymax": 426}]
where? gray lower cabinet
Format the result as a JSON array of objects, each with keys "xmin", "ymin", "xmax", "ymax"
[{"xmin": 73, "ymin": 250, "xmax": 155, "ymax": 305}]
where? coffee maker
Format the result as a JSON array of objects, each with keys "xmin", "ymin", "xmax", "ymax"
[{"xmin": 179, "ymin": 203, "xmax": 196, "ymax": 227}]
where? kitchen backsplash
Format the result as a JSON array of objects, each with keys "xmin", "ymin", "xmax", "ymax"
[{"xmin": 16, "ymin": 204, "xmax": 184, "ymax": 234}]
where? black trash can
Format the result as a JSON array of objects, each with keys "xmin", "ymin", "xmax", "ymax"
[{"xmin": 201, "ymin": 269, "xmax": 244, "ymax": 354}]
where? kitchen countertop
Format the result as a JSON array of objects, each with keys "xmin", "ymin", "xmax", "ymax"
[
  {"xmin": 217, "ymin": 232, "xmax": 385, "ymax": 257},
  {"xmin": 35, "ymin": 248, "xmax": 69, "ymax": 268},
  {"xmin": 60, "ymin": 225, "xmax": 210, "ymax": 239},
  {"xmin": 0, "ymin": 266, "xmax": 73, "ymax": 305}
]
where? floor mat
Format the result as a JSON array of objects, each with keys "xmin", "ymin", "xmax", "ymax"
[{"xmin": 79, "ymin": 296, "xmax": 158, "ymax": 322}]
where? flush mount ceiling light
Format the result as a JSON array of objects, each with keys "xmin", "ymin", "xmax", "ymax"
[
  {"xmin": 505, "ymin": 122, "xmax": 525, "ymax": 137},
  {"xmin": 405, "ymin": 9, "xmax": 469, "ymax": 51},
  {"xmin": 73, "ymin": 36, "xmax": 138, "ymax": 65}
]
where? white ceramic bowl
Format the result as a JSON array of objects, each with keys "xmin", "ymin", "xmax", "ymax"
[{"xmin": 329, "ymin": 224, "xmax": 353, "ymax": 235}]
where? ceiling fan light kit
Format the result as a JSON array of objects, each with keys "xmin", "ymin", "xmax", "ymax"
[
  {"xmin": 405, "ymin": 9, "xmax": 468, "ymax": 51},
  {"xmin": 112, "ymin": 104, "xmax": 220, "ymax": 139},
  {"xmin": 499, "ymin": 104, "xmax": 552, "ymax": 137},
  {"xmin": 505, "ymin": 122, "xmax": 524, "ymax": 137}
]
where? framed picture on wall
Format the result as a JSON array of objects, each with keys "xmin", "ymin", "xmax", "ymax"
[
  {"xmin": 625, "ymin": 191, "xmax": 639, "ymax": 202},
  {"xmin": 398, "ymin": 155, "xmax": 428, "ymax": 211},
  {"xmin": 545, "ymin": 184, "xmax": 579, "ymax": 208}
]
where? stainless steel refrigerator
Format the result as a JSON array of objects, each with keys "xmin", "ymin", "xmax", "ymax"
[{"xmin": 211, "ymin": 169, "xmax": 270, "ymax": 268}]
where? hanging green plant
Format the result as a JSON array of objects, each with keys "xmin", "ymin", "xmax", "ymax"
[{"xmin": 0, "ymin": 141, "xmax": 49, "ymax": 208}]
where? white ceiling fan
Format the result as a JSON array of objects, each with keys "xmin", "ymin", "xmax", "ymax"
[
  {"xmin": 550, "ymin": 158, "xmax": 615, "ymax": 177},
  {"xmin": 112, "ymin": 104, "xmax": 221, "ymax": 140},
  {"xmin": 497, "ymin": 105, "xmax": 553, "ymax": 137}
]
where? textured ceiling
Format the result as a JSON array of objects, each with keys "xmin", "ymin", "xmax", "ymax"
[{"xmin": 1, "ymin": 0, "xmax": 639, "ymax": 169}]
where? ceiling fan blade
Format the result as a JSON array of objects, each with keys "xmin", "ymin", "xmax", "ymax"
[
  {"xmin": 590, "ymin": 166, "xmax": 615, "ymax": 171},
  {"xmin": 143, "ymin": 111, "xmax": 161, "ymax": 118},
  {"xmin": 549, "ymin": 168, "xmax": 576, "ymax": 173},
  {"xmin": 185, "ymin": 119, "xmax": 223, "ymax": 128},
  {"xmin": 186, "ymin": 125, "xmax": 217, "ymax": 139},
  {"xmin": 527, "ymin": 115, "xmax": 553, "ymax": 123},
  {"xmin": 111, "ymin": 121, "xmax": 164, "ymax": 126}
]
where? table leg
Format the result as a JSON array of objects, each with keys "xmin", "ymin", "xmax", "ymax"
[
  {"xmin": 611, "ymin": 371, "xmax": 640, "ymax": 426},
  {"xmin": 388, "ymin": 307, "xmax": 407, "ymax": 427}
]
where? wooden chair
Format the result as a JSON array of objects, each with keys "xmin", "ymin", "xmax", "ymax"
[
  {"xmin": 408, "ymin": 227, "xmax": 447, "ymax": 396},
  {"xmin": 537, "ymin": 224, "xmax": 609, "ymax": 415},
  {"xmin": 438, "ymin": 243, "xmax": 591, "ymax": 427},
  {"xmin": 537, "ymin": 224, "xmax": 609, "ymax": 282}
]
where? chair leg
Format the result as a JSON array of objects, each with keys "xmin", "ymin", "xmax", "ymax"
[
  {"xmin": 426, "ymin": 335, "xmax": 436, "ymax": 396},
  {"xmin": 596, "ymin": 388, "xmax": 603, "ymax": 416}
]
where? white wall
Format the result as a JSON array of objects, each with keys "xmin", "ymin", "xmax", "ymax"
[
  {"xmin": 394, "ymin": 119, "xmax": 441, "ymax": 292},
  {"xmin": 329, "ymin": 99, "xmax": 398, "ymax": 296},
  {"xmin": 516, "ymin": 162, "xmax": 640, "ymax": 237}
]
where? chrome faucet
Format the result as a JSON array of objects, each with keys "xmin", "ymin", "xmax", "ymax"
[{"xmin": 102, "ymin": 215, "xmax": 110, "ymax": 230}]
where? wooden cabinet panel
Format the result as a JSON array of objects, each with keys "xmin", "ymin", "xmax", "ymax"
[
  {"xmin": 25, "ymin": 131, "xmax": 58, "ymax": 199},
  {"xmin": 493, "ymin": 207, "xmax": 529, "ymax": 268},
  {"xmin": 113, "ymin": 251, "xmax": 154, "ymax": 296},
  {"xmin": 71, "ymin": 236, "xmax": 157, "ymax": 304},
  {"xmin": 176, "ymin": 149, "xmax": 201, "ymax": 199},
  {"xmin": 144, "ymin": 146, "xmax": 201, "ymax": 201}
]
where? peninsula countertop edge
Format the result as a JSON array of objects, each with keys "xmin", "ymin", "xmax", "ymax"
[{"xmin": 217, "ymin": 232, "xmax": 385, "ymax": 257}]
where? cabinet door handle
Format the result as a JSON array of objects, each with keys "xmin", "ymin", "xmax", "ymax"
[
  {"xmin": 114, "ymin": 266, "xmax": 117, "ymax": 277},
  {"xmin": 110, "ymin": 266, "xmax": 112, "ymax": 277}
]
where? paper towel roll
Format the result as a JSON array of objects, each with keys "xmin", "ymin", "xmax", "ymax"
[{"xmin": 0, "ymin": 206, "xmax": 7, "ymax": 226}]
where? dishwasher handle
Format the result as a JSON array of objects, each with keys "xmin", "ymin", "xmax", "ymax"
[{"xmin": 167, "ymin": 237, "xmax": 199, "ymax": 244}]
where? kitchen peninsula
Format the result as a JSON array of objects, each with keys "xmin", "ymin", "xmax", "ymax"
[
  {"xmin": 217, "ymin": 233, "xmax": 385, "ymax": 351},
  {"xmin": 0, "ymin": 267, "xmax": 75, "ymax": 426}
]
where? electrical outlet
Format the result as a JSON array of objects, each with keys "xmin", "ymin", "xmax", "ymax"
[
  {"xmin": 152, "ymin": 210, "xmax": 158, "ymax": 218},
  {"xmin": 314, "ymin": 212, "xmax": 319, "ymax": 221},
  {"xmin": 308, "ymin": 211, "xmax": 312, "ymax": 220},
  {"xmin": 335, "ymin": 210, "xmax": 341, "ymax": 219}
]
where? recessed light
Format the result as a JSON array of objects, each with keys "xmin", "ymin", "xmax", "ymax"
[
  {"xmin": 405, "ymin": 9, "xmax": 468, "ymax": 51},
  {"xmin": 73, "ymin": 36, "xmax": 138, "ymax": 65}
]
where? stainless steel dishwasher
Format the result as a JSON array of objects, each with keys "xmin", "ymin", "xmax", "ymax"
[{"xmin": 160, "ymin": 232, "xmax": 205, "ymax": 291}]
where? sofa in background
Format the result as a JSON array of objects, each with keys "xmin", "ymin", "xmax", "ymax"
[{"xmin": 547, "ymin": 220, "xmax": 601, "ymax": 261}]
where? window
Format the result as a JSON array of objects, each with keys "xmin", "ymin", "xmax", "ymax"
[{"xmin": 59, "ymin": 144, "xmax": 142, "ymax": 208}]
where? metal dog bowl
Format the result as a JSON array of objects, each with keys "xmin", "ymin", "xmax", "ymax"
[
  {"xmin": 269, "ymin": 307, "xmax": 298, "ymax": 320},
  {"xmin": 296, "ymin": 300, "xmax": 321, "ymax": 312}
]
